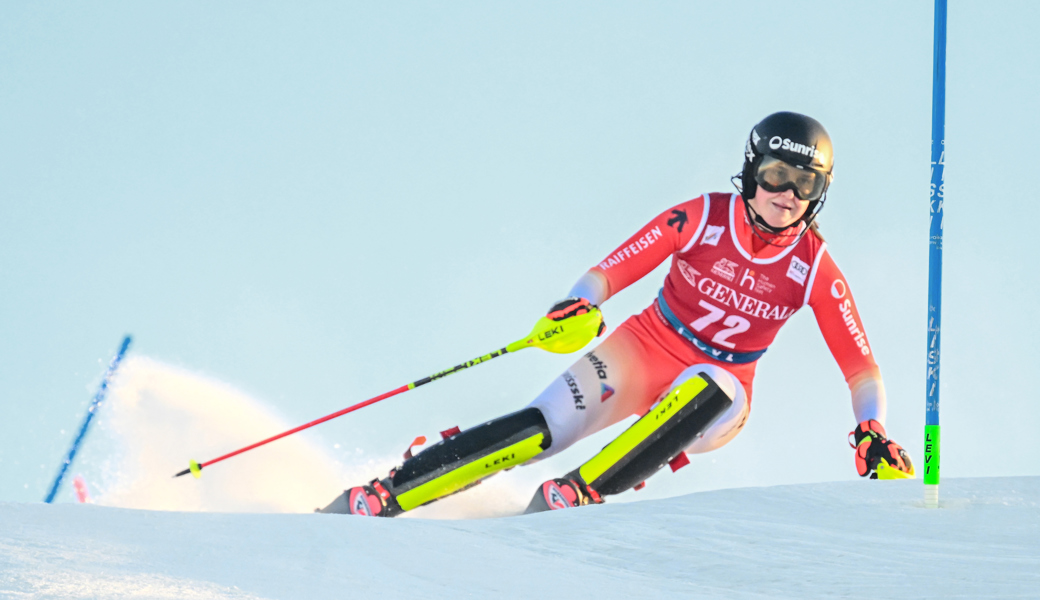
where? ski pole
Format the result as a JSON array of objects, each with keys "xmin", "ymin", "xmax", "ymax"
[
  {"xmin": 174, "ymin": 307, "xmax": 603, "ymax": 479},
  {"xmin": 45, "ymin": 335, "xmax": 132, "ymax": 503}
]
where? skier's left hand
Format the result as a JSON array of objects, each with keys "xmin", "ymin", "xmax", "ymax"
[
  {"xmin": 547, "ymin": 297, "xmax": 606, "ymax": 337},
  {"xmin": 849, "ymin": 419, "xmax": 914, "ymax": 479}
]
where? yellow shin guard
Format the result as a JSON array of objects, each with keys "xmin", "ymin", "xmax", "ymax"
[
  {"xmin": 576, "ymin": 373, "xmax": 733, "ymax": 497},
  {"xmin": 391, "ymin": 407, "xmax": 551, "ymax": 512}
]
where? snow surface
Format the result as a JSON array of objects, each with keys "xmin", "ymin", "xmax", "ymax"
[
  {"xmin": 9, "ymin": 358, "xmax": 1037, "ymax": 598},
  {"xmin": 2, "ymin": 477, "xmax": 1038, "ymax": 599}
]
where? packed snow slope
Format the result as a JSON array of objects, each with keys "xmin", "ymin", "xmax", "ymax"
[{"xmin": 2, "ymin": 477, "xmax": 1037, "ymax": 599}]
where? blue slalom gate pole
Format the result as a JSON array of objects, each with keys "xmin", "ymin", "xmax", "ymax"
[
  {"xmin": 44, "ymin": 335, "xmax": 132, "ymax": 504},
  {"xmin": 924, "ymin": 0, "xmax": 946, "ymax": 508}
]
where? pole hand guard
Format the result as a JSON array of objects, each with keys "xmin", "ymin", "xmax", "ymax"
[
  {"xmin": 850, "ymin": 419, "xmax": 915, "ymax": 480},
  {"xmin": 547, "ymin": 297, "xmax": 606, "ymax": 337},
  {"xmin": 511, "ymin": 298, "xmax": 605, "ymax": 355}
]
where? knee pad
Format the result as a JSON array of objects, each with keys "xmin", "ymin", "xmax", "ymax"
[
  {"xmin": 669, "ymin": 364, "xmax": 741, "ymax": 401},
  {"xmin": 575, "ymin": 372, "xmax": 732, "ymax": 497},
  {"xmin": 391, "ymin": 407, "xmax": 552, "ymax": 511},
  {"xmin": 671, "ymin": 364, "xmax": 748, "ymax": 454}
]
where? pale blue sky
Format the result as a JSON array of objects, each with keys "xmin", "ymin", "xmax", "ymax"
[{"xmin": 2, "ymin": 2, "xmax": 1038, "ymax": 504}]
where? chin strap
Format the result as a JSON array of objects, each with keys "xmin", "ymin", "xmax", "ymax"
[
  {"xmin": 746, "ymin": 202, "xmax": 788, "ymax": 234},
  {"xmin": 740, "ymin": 195, "xmax": 806, "ymax": 248},
  {"xmin": 732, "ymin": 173, "xmax": 824, "ymax": 248}
]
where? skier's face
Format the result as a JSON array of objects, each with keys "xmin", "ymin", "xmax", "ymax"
[{"xmin": 749, "ymin": 187, "xmax": 809, "ymax": 229}]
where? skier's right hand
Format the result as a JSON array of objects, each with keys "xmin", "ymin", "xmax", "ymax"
[
  {"xmin": 547, "ymin": 297, "xmax": 606, "ymax": 337},
  {"xmin": 849, "ymin": 419, "xmax": 914, "ymax": 479}
]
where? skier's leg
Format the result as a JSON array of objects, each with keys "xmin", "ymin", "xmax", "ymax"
[
  {"xmin": 526, "ymin": 364, "xmax": 743, "ymax": 512},
  {"xmin": 320, "ymin": 321, "xmax": 674, "ymax": 516},
  {"xmin": 319, "ymin": 406, "xmax": 552, "ymax": 516},
  {"xmin": 388, "ymin": 406, "xmax": 553, "ymax": 512}
]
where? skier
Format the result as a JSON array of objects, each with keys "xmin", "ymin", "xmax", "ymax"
[{"xmin": 320, "ymin": 111, "xmax": 914, "ymax": 517}]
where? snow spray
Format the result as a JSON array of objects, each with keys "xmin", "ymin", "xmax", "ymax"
[
  {"xmin": 83, "ymin": 357, "xmax": 363, "ymax": 513},
  {"xmin": 73, "ymin": 356, "xmax": 536, "ymax": 518}
]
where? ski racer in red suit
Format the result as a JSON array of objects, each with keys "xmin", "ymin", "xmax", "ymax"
[{"xmin": 320, "ymin": 112, "xmax": 914, "ymax": 517}]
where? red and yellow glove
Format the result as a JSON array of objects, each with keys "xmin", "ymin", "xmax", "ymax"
[
  {"xmin": 547, "ymin": 297, "xmax": 606, "ymax": 337},
  {"xmin": 849, "ymin": 419, "xmax": 914, "ymax": 479}
]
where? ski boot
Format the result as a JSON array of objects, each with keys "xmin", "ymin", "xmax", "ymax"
[
  {"xmin": 318, "ymin": 473, "xmax": 404, "ymax": 517},
  {"xmin": 525, "ymin": 472, "xmax": 603, "ymax": 513},
  {"xmin": 317, "ymin": 435, "xmax": 429, "ymax": 517}
]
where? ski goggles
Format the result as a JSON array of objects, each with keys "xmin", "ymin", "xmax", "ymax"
[{"xmin": 754, "ymin": 155, "xmax": 829, "ymax": 201}]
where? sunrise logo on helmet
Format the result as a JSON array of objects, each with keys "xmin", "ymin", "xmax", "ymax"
[{"xmin": 768, "ymin": 136, "xmax": 826, "ymax": 162}]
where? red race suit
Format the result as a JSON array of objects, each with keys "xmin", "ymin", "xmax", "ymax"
[{"xmin": 576, "ymin": 192, "xmax": 883, "ymax": 420}]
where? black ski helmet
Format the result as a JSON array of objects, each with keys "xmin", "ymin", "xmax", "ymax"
[{"xmin": 737, "ymin": 111, "xmax": 834, "ymax": 231}]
